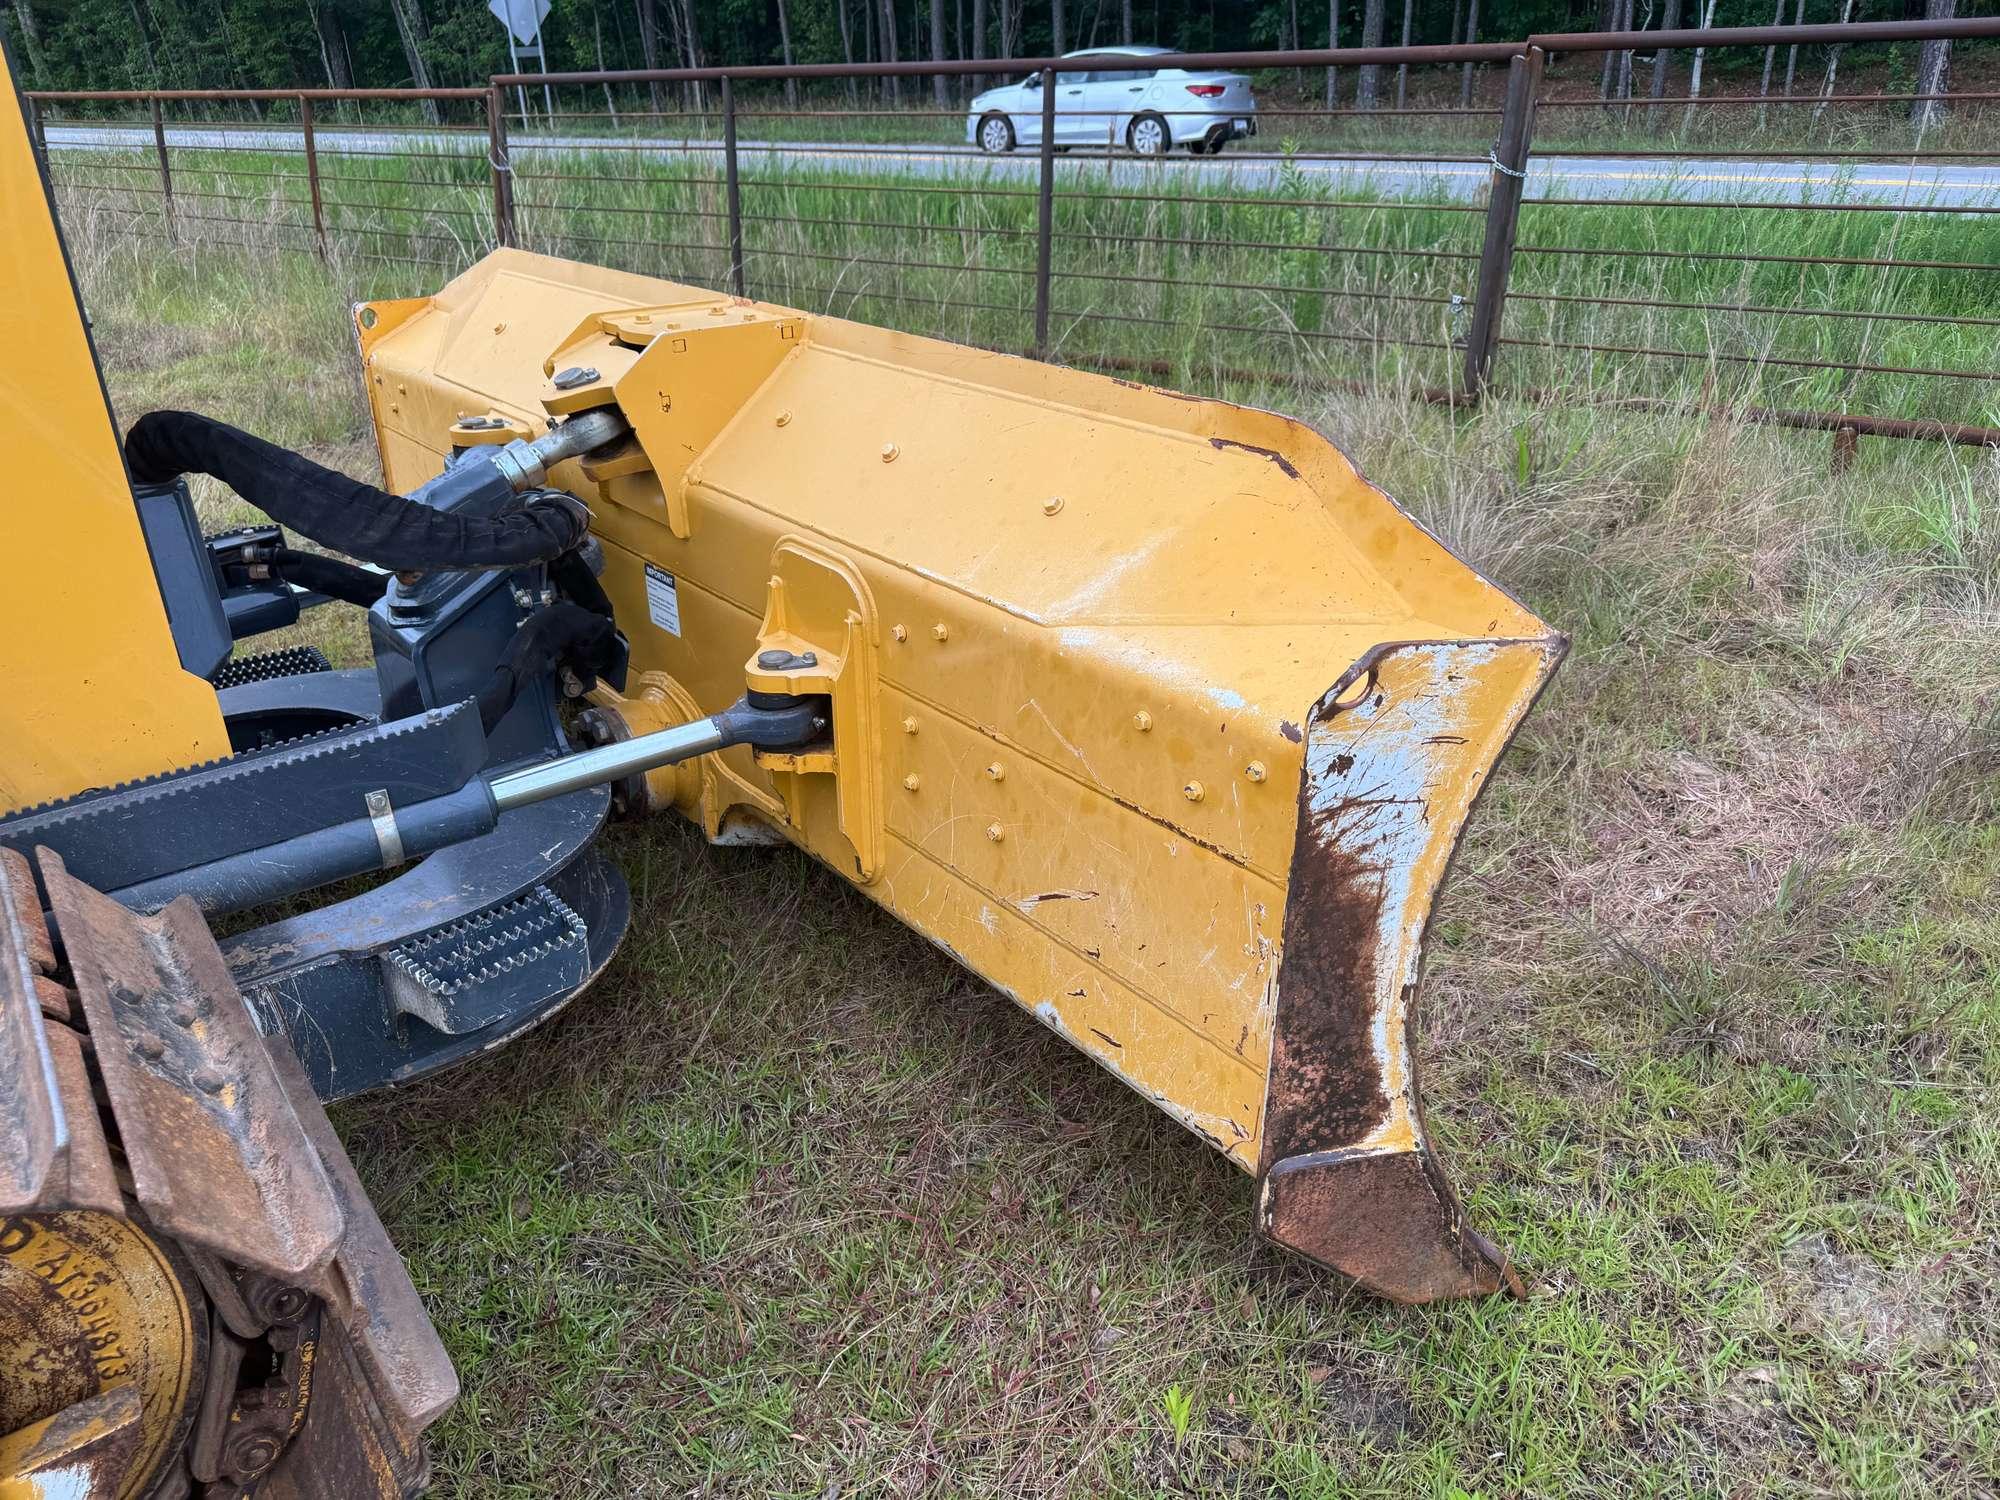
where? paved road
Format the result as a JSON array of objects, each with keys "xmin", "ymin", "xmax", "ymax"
[{"xmin": 42, "ymin": 122, "xmax": 2000, "ymax": 207}]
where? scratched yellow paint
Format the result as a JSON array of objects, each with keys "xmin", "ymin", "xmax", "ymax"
[
  {"xmin": 0, "ymin": 1213, "xmax": 199, "ymax": 1498},
  {"xmin": 359, "ymin": 249, "xmax": 1555, "ymax": 1174}
]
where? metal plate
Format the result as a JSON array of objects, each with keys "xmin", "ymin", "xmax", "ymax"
[
  {"xmin": 0, "ymin": 847, "xmax": 61, "ymax": 1211},
  {"xmin": 44, "ymin": 849, "xmax": 345, "ymax": 1282},
  {"xmin": 269, "ymin": 1041, "xmax": 459, "ymax": 1432}
]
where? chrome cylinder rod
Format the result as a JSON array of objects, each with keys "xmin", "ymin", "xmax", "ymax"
[
  {"xmin": 488, "ymin": 407, "xmax": 630, "ymax": 493},
  {"xmin": 488, "ymin": 716, "xmax": 727, "ymax": 812}
]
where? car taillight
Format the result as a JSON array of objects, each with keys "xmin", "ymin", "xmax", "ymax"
[{"xmin": 1185, "ymin": 84, "xmax": 1226, "ymax": 98}]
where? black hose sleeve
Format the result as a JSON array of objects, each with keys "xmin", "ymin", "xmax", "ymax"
[
  {"xmin": 273, "ymin": 549, "xmax": 389, "ymax": 607},
  {"xmin": 476, "ymin": 602, "xmax": 623, "ymax": 735},
  {"xmin": 549, "ymin": 548, "xmax": 614, "ymax": 620},
  {"xmin": 126, "ymin": 410, "xmax": 589, "ymax": 571}
]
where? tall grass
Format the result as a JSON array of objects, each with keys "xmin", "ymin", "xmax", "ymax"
[{"xmin": 45, "ymin": 127, "xmax": 2000, "ymax": 428}]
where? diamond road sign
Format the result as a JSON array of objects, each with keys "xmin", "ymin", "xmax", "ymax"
[{"xmin": 488, "ymin": 0, "xmax": 550, "ymax": 47}]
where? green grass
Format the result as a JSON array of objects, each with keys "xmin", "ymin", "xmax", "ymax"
[
  {"xmin": 68, "ymin": 196, "xmax": 2000, "ymax": 1497},
  {"xmin": 45, "ymin": 131, "xmax": 2000, "ymax": 429}
]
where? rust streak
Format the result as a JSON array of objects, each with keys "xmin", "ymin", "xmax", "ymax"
[{"xmin": 1207, "ymin": 436, "xmax": 1302, "ymax": 479}]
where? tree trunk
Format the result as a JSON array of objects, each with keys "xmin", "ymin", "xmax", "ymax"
[
  {"xmin": 1122, "ymin": 0, "xmax": 1132, "ymax": 44},
  {"xmin": 1458, "ymin": 0, "xmax": 1479, "ymax": 109},
  {"xmin": 1651, "ymin": 0, "xmax": 1682, "ymax": 98},
  {"xmin": 1050, "ymin": 0, "xmax": 1065, "ymax": 54},
  {"xmin": 1913, "ymin": 0, "xmax": 1954, "ymax": 130},
  {"xmin": 930, "ymin": 0, "xmax": 949, "ymax": 107},
  {"xmin": 634, "ymin": 0, "xmax": 663, "ymax": 118},
  {"xmin": 594, "ymin": 5, "xmax": 620, "ymax": 126},
  {"xmin": 776, "ymin": 0, "xmax": 797, "ymax": 106},
  {"xmin": 1683, "ymin": 0, "xmax": 1719, "ymax": 128},
  {"xmin": 677, "ymin": 0, "xmax": 705, "ymax": 112},
  {"xmin": 386, "ymin": 0, "xmax": 442, "ymax": 124},
  {"xmin": 212, "ymin": 0, "xmax": 265, "ymax": 111},
  {"xmin": 1613, "ymin": 0, "xmax": 1634, "ymax": 102},
  {"xmin": 880, "ymin": 0, "xmax": 901, "ymax": 105},
  {"xmin": 837, "ymin": 0, "xmax": 859, "ymax": 105},
  {"xmin": 1757, "ymin": 0, "xmax": 1783, "ymax": 127},
  {"xmin": 1599, "ymin": 0, "xmax": 1616, "ymax": 99},
  {"xmin": 1325, "ymin": 0, "xmax": 1338, "ymax": 109},
  {"xmin": 126, "ymin": 0, "xmax": 161, "ymax": 85},
  {"xmin": 1812, "ymin": 0, "xmax": 1856, "ymax": 124},
  {"xmin": 5, "ymin": 0, "xmax": 48, "ymax": 88},
  {"xmin": 1357, "ymin": 0, "xmax": 1383, "ymax": 108},
  {"xmin": 1783, "ymin": 0, "xmax": 1804, "ymax": 99},
  {"xmin": 1395, "ymin": 0, "xmax": 1412, "ymax": 109},
  {"xmin": 999, "ymin": 0, "xmax": 1019, "ymax": 60}
]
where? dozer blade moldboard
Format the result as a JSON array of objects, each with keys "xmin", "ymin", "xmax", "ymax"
[
  {"xmin": 358, "ymin": 251, "xmax": 1565, "ymax": 1302},
  {"xmin": 0, "ymin": 847, "xmax": 455, "ymax": 1496}
]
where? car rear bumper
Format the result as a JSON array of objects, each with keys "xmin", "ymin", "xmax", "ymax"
[{"xmin": 1165, "ymin": 112, "xmax": 1257, "ymax": 144}]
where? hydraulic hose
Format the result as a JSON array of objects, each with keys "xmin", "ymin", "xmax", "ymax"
[
  {"xmin": 476, "ymin": 602, "xmax": 623, "ymax": 734},
  {"xmin": 125, "ymin": 410, "xmax": 592, "ymax": 572},
  {"xmin": 271, "ymin": 548, "xmax": 389, "ymax": 607}
]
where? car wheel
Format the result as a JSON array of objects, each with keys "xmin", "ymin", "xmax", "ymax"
[
  {"xmin": 1127, "ymin": 113, "xmax": 1169, "ymax": 157},
  {"xmin": 977, "ymin": 113, "xmax": 1015, "ymax": 154}
]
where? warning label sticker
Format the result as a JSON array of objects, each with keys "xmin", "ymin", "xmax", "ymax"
[{"xmin": 644, "ymin": 563, "xmax": 682, "ymax": 637}]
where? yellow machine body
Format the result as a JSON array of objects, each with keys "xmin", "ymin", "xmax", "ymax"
[
  {"xmin": 0, "ymin": 45, "xmax": 230, "ymax": 813},
  {"xmin": 359, "ymin": 250, "xmax": 1563, "ymax": 1302}
]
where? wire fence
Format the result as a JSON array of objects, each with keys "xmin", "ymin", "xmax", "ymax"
[{"xmin": 27, "ymin": 16, "xmax": 2000, "ymax": 458}]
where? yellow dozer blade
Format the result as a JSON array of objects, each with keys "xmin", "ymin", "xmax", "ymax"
[{"xmin": 358, "ymin": 251, "xmax": 1564, "ymax": 1302}]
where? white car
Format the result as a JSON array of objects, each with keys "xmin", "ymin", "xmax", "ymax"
[{"xmin": 966, "ymin": 46, "xmax": 1258, "ymax": 157}]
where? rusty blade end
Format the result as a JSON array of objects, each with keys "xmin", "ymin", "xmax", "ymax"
[
  {"xmin": 1255, "ymin": 636, "xmax": 1563, "ymax": 1304},
  {"xmin": 1261, "ymin": 1148, "xmax": 1525, "ymax": 1303}
]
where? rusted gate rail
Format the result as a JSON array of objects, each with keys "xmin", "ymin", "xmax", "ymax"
[{"xmin": 28, "ymin": 15, "xmax": 2000, "ymax": 458}]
